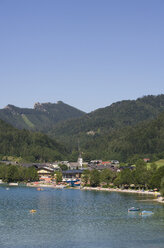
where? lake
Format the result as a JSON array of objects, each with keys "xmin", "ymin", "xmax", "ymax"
[{"xmin": 0, "ymin": 186, "xmax": 164, "ymax": 248}]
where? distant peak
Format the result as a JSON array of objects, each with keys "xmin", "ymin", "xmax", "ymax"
[
  {"xmin": 34, "ymin": 102, "xmax": 47, "ymax": 112},
  {"xmin": 34, "ymin": 101, "xmax": 65, "ymax": 109},
  {"xmin": 4, "ymin": 104, "xmax": 16, "ymax": 110},
  {"xmin": 57, "ymin": 101, "xmax": 64, "ymax": 104}
]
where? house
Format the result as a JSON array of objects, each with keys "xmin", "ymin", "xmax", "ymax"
[
  {"xmin": 68, "ymin": 162, "xmax": 79, "ymax": 170},
  {"xmin": 111, "ymin": 160, "xmax": 119, "ymax": 165},
  {"xmin": 143, "ymin": 158, "xmax": 150, "ymax": 163},
  {"xmin": 101, "ymin": 161, "xmax": 112, "ymax": 166},
  {"xmin": 62, "ymin": 169, "xmax": 84, "ymax": 179},
  {"xmin": 89, "ymin": 160, "xmax": 102, "ymax": 165},
  {"xmin": 36, "ymin": 167, "xmax": 55, "ymax": 182},
  {"xmin": 88, "ymin": 164, "xmax": 117, "ymax": 172},
  {"xmin": 51, "ymin": 163, "xmax": 60, "ymax": 170}
]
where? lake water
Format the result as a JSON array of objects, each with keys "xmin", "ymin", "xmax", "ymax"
[{"xmin": 0, "ymin": 186, "xmax": 164, "ymax": 248}]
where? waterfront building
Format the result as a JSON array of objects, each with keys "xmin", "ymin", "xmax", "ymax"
[{"xmin": 62, "ymin": 169, "xmax": 83, "ymax": 179}]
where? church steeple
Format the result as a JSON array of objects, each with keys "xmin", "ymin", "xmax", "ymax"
[
  {"xmin": 77, "ymin": 154, "xmax": 83, "ymax": 168},
  {"xmin": 77, "ymin": 139, "xmax": 83, "ymax": 168}
]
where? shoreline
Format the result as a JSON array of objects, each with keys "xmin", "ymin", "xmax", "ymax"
[
  {"xmin": 82, "ymin": 186, "xmax": 164, "ymax": 204},
  {"xmin": 16, "ymin": 183, "xmax": 164, "ymax": 204}
]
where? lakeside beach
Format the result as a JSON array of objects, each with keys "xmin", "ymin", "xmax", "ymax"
[
  {"xmin": 25, "ymin": 182, "xmax": 164, "ymax": 204},
  {"xmin": 82, "ymin": 186, "xmax": 164, "ymax": 204}
]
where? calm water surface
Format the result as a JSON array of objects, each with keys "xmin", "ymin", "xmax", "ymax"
[{"xmin": 0, "ymin": 186, "xmax": 164, "ymax": 248}]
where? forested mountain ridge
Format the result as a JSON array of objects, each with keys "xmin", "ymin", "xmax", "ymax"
[
  {"xmin": 1, "ymin": 94, "xmax": 164, "ymax": 163},
  {"xmin": 51, "ymin": 110, "xmax": 164, "ymax": 163},
  {"xmin": 46, "ymin": 94, "xmax": 164, "ymax": 162},
  {"xmin": 0, "ymin": 119, "xmax": 68, "ymax": 162},
  {"xmin": 51, "ymin": 94, "xmax": 164, "ymax": 137},
  {"xmin": 0, "ymin": 101, "xmax": 85, "ymax": 131}
]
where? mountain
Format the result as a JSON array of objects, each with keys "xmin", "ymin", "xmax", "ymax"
[
  {"xmin": 1, "ymin": 94, "xmax": 164, "ymax": 163},
  {"xmin": 51, "ymin": 94, "xmax": 164, "ymax": 137},
  {"xmin": 50, "ymin": 109, "xmax": 164, "ymax": 163},
  {"xmin": 0, "ymin": 119, "xmax": 67, "ymax": 162},
  {"xmin": 48, "ymin": 94, "xmax": 164, "ymax": 161},
  {"xmin": 0, "ymin": 101, "xmax": 85, "ymax": 131}
]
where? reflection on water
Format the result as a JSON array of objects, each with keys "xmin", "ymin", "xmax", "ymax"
[{"xmin": 0, "ymin": 186, "xmax": 164, "ymax": 248}]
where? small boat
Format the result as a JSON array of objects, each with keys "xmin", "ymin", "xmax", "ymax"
[
  {"xmin": 140, "ymin": 210, "xmax": 153, "ymax": 215},
  {"xmin": 30, "ymin": 209, "xmax": 37, "ymax": 213},
  {"xmin": 128, "ymin": 207, "xmax": 140, "ymax": 212},
  {"xmin": 9, "ymin": 183, "xmax": 18, "ymax": 186}
]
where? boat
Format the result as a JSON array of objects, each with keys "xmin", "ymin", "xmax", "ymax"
[
  {"xmin": 66, "ymin": 179, "xmax": 81, "ymax": 187},
  {"xmin": 128, "ymin": 207, "xmax": 140, "ymax": 212},
  {"xmin": 30, "ymin": 209, "xmax": 37, "ymax": 213},
  {"xmin": 9, "ymin": 182, "xmax": 18, "ymax": 186},
  {"xmin": 140, "ymin": 210, "xmax": 153, "ymax": 215}
]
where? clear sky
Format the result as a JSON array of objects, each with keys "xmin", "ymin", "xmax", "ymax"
[{"xmin": 0, "ymin": 0, "xmax": 163, "ymax": 113}]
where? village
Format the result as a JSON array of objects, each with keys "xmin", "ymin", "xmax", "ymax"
[
  {"xmin": 22, "ymin": 156, "xmax": 121, "ymax": 188},
  {"xmin": 1, "ymin": 155, "xmax": 164, "ymax": 204}
]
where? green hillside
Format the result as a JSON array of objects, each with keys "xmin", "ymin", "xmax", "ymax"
[
  {"xmin": 49, "ymin": 95, "xmax": 164, "ymax": 162},
  {"xmin": 70, "ymin": 110, "xmax": 164, "ymax": 162},
  {"xmin": 104, "ymin": 111, "xmax": 164, "ymax": 162},
  {"xmin": 52, "ymin": 95, "xmax": 164, "ymax": 138},
  {"xmin": 0, "ymin": 101, "xmax": 85, "ymax": 131},
  {"xmin": 1, "ymin": 94, "xmax": 164, "ymax": 163},
  {"xmin": 0, "ymin": 119, "xmax": 67, "ymax": 162}
]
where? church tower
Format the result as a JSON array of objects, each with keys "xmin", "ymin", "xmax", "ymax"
[
  {"xmin": 77, "ymin": 153, "xmax": 83, "ymax": 168},
  {"xmin": 77, "ymin": 139, "xmax": 83, "ymax": 168}
]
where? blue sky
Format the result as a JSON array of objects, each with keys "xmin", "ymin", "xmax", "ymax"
[{"xmin": 0, "ymin": 0, "xmax": 163, "ymax": 113}]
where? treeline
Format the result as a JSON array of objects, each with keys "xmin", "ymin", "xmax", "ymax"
[
  {"xmin": 0, "ymin": 164, "xmax": 39, "ymax": 183},
  {"xmin": 0, "ymin": 119, "xmax": 68, "ymax": 162},
  {"xmin": 82, "ymin": 160, "xmax": 164, "ymax": 195}
]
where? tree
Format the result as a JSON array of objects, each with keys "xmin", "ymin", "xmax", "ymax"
[
  {"xmin": 90, "ymin": 170, "xmax": 100, "ymax": 187},
  {"xmin": 113, "ymin": 173, "xmax": 121, "ymax": 187},
  {"xmin": 58, "ymin": 164, "xmax": 68, "ymax": 171},
  {"xmin": 82, "ymin": 170, "xmax": 90, "ymax": 185},
  {"xmin": 119, "ymin": 169, "xmax": 133, "ymax": 187},
  {"xmin": 55, "ymin": 171, "xmax": 62, "ymax": 184},
  {"xmin": 100, "ymin": 169, "xmax": 115, "ymax": 185},
  {"xmin": 149, "ymin": 166, "xmax": 164, "ymax": 189},
  {"xmin": 133, "ymin": 160, "xmax": 149, "ymax": 188},
  {"xmin": 0, "ymin": 164, "xmax": 39, "ymax": 183},
  {"xmin": 6, "ymin": 165, "xmax": 18, "ymax": 183}
]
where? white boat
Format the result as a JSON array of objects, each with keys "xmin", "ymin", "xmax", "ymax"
[
  {"xmin": 9, "ymin": 183, "xmax": 18, "ymax": 186},
  {"xmin": 140, "ymin": 210, "xmax": 153, "ymax": 215}
]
